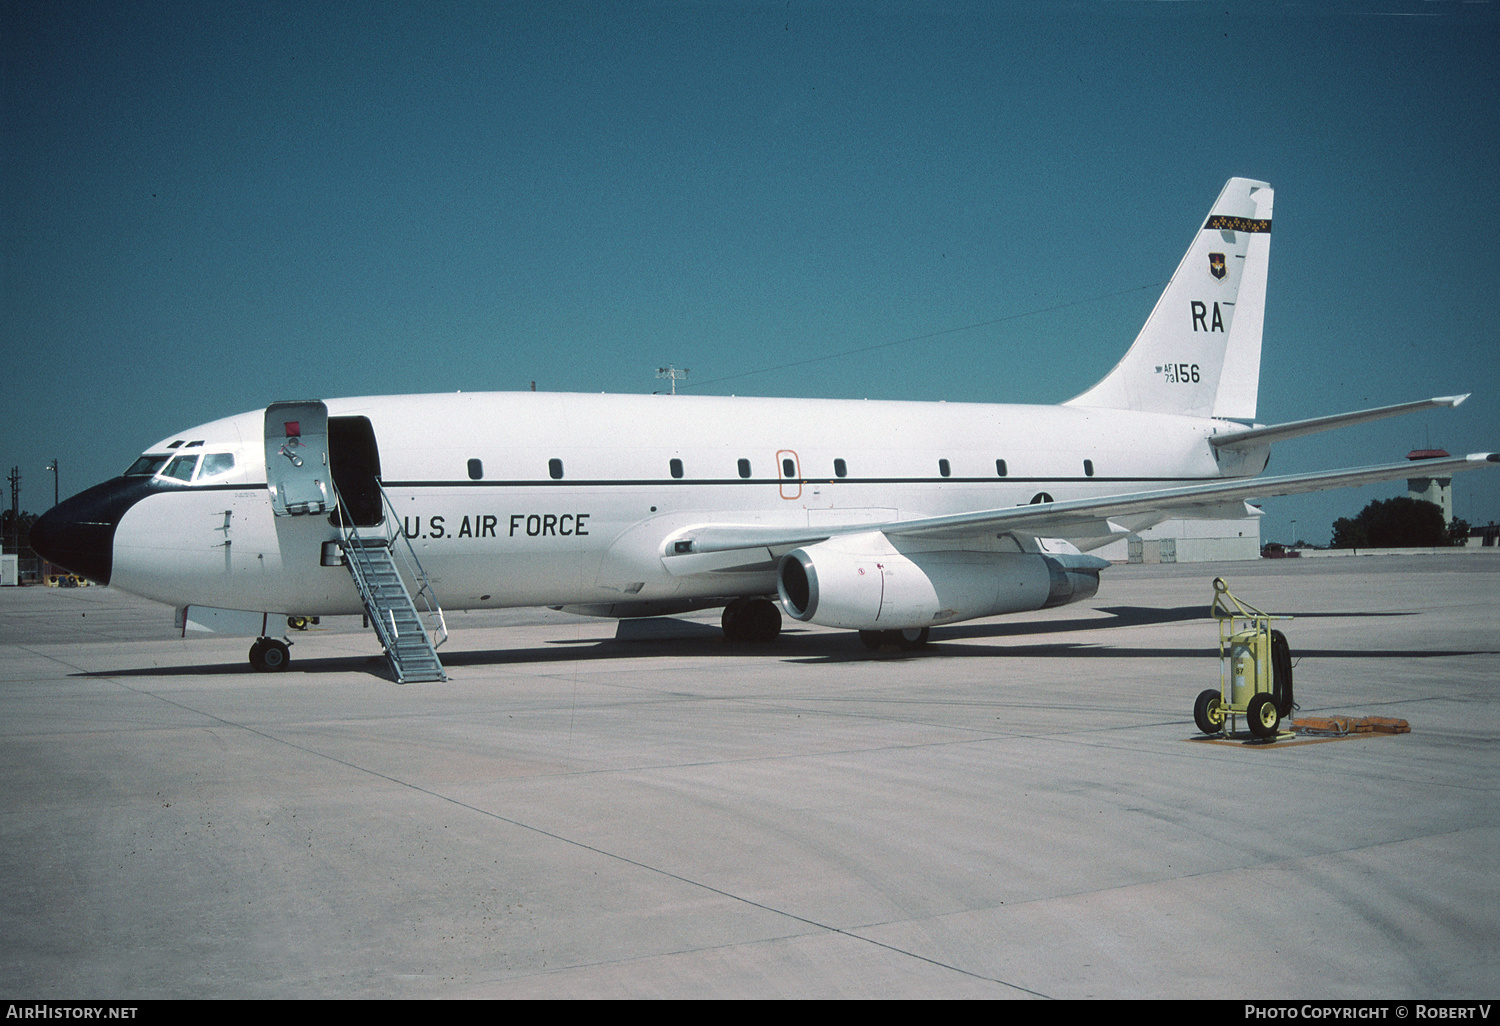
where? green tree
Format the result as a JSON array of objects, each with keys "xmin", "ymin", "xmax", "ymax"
[
  {"xmin": 1, "ymin": 509, "xmax": 38, "ymax": 557},
  {"xmin": 1446, "ymin": 517, "xmax": 1472, "ymax": 546},
  {"xmin": 1329, "ymin": 497, "xmax": 1447, "ymax": 549}
]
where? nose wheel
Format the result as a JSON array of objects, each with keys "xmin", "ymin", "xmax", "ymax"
[{"xmin": 249, "ymin": 637, "xmax": 291, "ymax": 671}]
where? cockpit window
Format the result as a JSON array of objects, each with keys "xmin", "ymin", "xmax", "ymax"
[
  {"xmin": 125, "ymin": 455, "xmax": 171, "ymax": 477},
  {"xmin": 198, "ymin": 453, "xmax": 235, "ymax": 480},
  {"xmin": 128, "ymin": 451, "xmax": 235, "ymax": 483},
  {"xmin": 162, "ymin": 455, "xmax": 199, "ymax": 482}
]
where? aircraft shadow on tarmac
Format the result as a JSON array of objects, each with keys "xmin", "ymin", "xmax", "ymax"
[{"xmin": 66, "ymin": 604, "xmax": 1487, "ymax": 684}]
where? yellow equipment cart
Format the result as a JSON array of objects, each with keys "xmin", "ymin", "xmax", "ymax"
[{"xmin": 1195, "ymin": 577, "xmax": 1295, "ymax": 740}]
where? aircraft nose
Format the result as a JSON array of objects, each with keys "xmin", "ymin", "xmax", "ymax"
[{"xmin": 30, "ymin": 477, "xmax": 154, "ymax": 586}]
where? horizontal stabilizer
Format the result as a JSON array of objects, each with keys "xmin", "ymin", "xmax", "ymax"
[{"xmin": 1211, "ymin": 395, "xmax": 1469, "ymax": 451}]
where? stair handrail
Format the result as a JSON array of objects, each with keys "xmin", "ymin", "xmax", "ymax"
[
  {"xmin": 375, "ymin": 481, "xmax": 448, "ymax": 650},
  {"xmin": 329, "ymin": 484, "xmax": 402, "ymax": 659},
  {"xmin": 326, "ymin": 479, "xmax": 449, "ymax": 682}
]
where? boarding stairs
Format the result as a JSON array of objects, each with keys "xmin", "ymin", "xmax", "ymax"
[{"xmin": 335, "ymin": 484, "xmax": 448, "ymax": 683}]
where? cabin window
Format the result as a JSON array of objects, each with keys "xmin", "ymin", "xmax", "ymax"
[
  {"xmin": 996, "ymin": 459, "xmax": 1008, "ymax": 477},
  {"xmin": 162, "ymin": 455, "xmax": 199, "ymax": 482},
  {"xmin": 834, "ymin": 458, "xmax": 847, "ymax": 479},
  {"xmin": 548, "ymin": 458, "xmax": 564, "ymax": 480},
  {"xmin": 938, "ymin": 459, "xmax": 951, "ymax": 478},
  {"xmin": 782, "ymin": 457, "xmax": 796, "ymax": 478},
  {"xmin": 198, "ymin": 453, "xmax": 236, "ymax": 480},
  {"xmin": 669, "ymin": 458, "xmax": 683, "ymax": 479},
  {"xmin": 737, "ymin": 458, "xmax": 751, "ymax": 479},
  {"xmin": 467, "ymin": 458, "xmax": 483, "ymax": 480},
  {"xmin": 1083, "ymin": 459, "xmax": 1095, "ymax": 478}
]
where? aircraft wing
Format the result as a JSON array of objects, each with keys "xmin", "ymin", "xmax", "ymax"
[{"xmin": 670, "ymin": 451, "xmax": 1497, "ymax": 556}]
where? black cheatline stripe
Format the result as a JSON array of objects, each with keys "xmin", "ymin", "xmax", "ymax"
[{"xmin": 377, "ymin": 476, "xmax": 1203, "ymax": 489}]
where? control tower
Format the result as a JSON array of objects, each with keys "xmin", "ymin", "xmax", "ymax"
[{"xmin": 1406, "ymin": 448, "xmax": 1453, "ymax": 523}]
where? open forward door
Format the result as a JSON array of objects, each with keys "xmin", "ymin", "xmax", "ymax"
[{"xmin": 264, "ymin": 401, "xmax": 332, "ymax": 516}]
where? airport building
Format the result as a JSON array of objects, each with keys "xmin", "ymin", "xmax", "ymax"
[
  {"xmin": 1100, "ymin": 448, "xmax": 1467, "ymax": 564},
  {"xmin": 1098, "ymin": 512, "xmax": 1262, "ymax": 564}
]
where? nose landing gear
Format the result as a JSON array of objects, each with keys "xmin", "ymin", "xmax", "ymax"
[{"xmin": 250, "ymin": 637, "xmax": 291, "ymax": 671}]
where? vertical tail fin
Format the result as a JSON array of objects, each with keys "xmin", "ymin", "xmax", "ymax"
[{"xmin": 1065, "ymin": 177, "xmax": 1272, "ymax": 421}]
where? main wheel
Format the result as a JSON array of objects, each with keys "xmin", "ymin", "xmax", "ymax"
[
  {"xmin": 742, "ymin": 598, "xmax": 781, "ymax": 642},
  {"xmin": 859, "ymin": 627, "xmax": 930, "ymax": 651},
  {"xmin": 893, "ymin": 627, "xmax": 930, "ymax": 650},
  {"xmin": 722, "ymin": 598, "xmax": 782, "ymax": 642},
  {"xmin": 1193, "ymin": 688, "xmax": 1225, "ymax": 735},
  {"xmin": 1246, "ymin": 692, "xmax": 1281, "ymax": 739},
  {"xmin": 720, "ymin": 598, "xmax": 755, "ymax": 641},
  {"xmin": 248, "ymin": 639, "xmax": 267, "ymax": 671}
]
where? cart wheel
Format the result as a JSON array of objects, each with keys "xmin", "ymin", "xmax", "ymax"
[
  {"xmin": 1193, "ymin": 689, "xmax": 1225, "ymax": 735},
  {"xmin": 1247, "ymin": 692, "xmax": 1281, "ymax": 739},
  {"xmin": 1270, "ymin": 629, "xmax": 1294, "ymax": 717}
]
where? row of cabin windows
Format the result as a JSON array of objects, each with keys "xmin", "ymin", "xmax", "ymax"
[{"xmin": 463, "ymin": 456, "xmax": 1097, "ymax": 481}]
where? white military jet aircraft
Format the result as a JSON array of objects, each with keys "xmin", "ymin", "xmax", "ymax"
[{"xmin": 31, "ymin": 178, "xmax": 1496, "ymax": 679}]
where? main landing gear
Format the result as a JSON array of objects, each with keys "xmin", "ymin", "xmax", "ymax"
[
  {"xmin": 249, "ymin": 637, "xmax": 291, "ymax": 672},
  {"xmin": 721, "ymin": 597, "xmax": 782, "ymax": 643},
  {"xmin": 859, "ymin": 627, "xmax": 930, "ymax": 651}
]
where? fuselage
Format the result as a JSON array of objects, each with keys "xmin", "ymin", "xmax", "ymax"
[{"xmin": 35, "ymin": 391, "xmax": 1251, "ymax": 618}]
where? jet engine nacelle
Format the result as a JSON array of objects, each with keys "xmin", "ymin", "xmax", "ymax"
[
  {"xmin": 1041, "ymin": 554, "xmax": 1102, "ymax": 609},
  {"xmin": 776, "ymin": 534, "xmax": 1102, "ymax": 631}
]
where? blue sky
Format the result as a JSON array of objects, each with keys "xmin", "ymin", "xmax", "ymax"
[{"xmin": 3, "ymin": 0, "xmax": 1497, "ymax": 544}]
